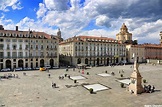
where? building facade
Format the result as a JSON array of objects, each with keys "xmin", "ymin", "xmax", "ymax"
[
  {"xmin": 143, "ymin": 44, "xmax": 162, "ymax": 64},
  {"xmin": 0, "ymin": 25, "xmax": 59, "ymax": 70},
  {"xmin": 59, "ymin": 36, "xmax": 126, "ymax": 66},
  {"xmin": 126, "ymin": 44, "xmax": 145, "ymax": 63},
  {"xmin": 160, "ymin": 31, "xmax": 162, "ymax": 45}
]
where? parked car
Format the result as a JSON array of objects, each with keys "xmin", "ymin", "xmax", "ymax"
[
  {"xmin": 34, "ymin": 67, "xmax": 40, "ymax": 70},
  {"xmin": 23, "ymin": 67, "xmax": 32, "ymax": 71},
  {"xmin": 45, "ymin": 65, "xmax": 51, "ymax": 69},
  {"xmin": 52, "ymin": 66, "xmax": 59, "ymax": 69},
  {"xmin": 15, "ymin": 67, "xmax": 23, "ymax": 71},
  {"xmin": 40, "ymin": 67, "xmax": 46, "ymax": 71},
  {"xmin": 1, "ymin": 68, "xmax": 11, "ymax": 72}
]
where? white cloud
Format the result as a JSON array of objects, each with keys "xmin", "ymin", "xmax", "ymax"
[
  {"xmin": 12, "ymin": 1, "xmax": 23, "ymax": 10},
  {"xmin": 0, "ymin": 0, "xmax": 161, "ymax": 44},
  {"xmin": 96, "ymin": 15, "xmax": 109, "ymax": 26},
  {"xmin": 44, "ymin": 0, "xmax": 69, "ymax": 11},
  {"xmin": 0, "ymin": 0, "xmax": 22, "ymax": 11},
  {"xmin": 36, "ymin": 3, "xmax": 47, "ymax": 18}
]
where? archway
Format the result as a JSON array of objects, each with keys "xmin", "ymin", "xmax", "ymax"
[
  {"xmin": 137, "ymin": 57, "xmax": 139, "ymax": 63},
  {"xmin": 50, "ymin": 59, "xmax": 54, "ymax": 67},
  {"xmin": 97, "ymin": 58, "xmax": 99, "ymax": 65},
  {"xmin": 107, "ymin": 58, "xmax": 109, "ymax": 66},
  {"xmin": 121, "ymin": 57, "xmax": 124, "ymax": 61},
  {"xmin": 85, "ymin": 58, "xmax": 88, "ymax": 64},
  {"xmin": 77, "ymin": 58, "xmax": 81, "ymax": 64},
  {"xmin": 31, "ymin": 63, "xmax": 33, "ymax": 69},
  {"xmin": 6, "ymin": 60, "xmax": 11, "ymax": 68},
  {"xmin": 18, "ymin": 59, "xmax": 23, "ymax": 68},
  {"xmin": 40, "ymin": 59, "xmax": 44, "ymax": 67},
  {"xmin": 36, "ymin": 62, "xmax": 38, "ymax": 67},
  {"xmin": 116, "ymin": 58, "xmax": 119, "ymax": 63}
]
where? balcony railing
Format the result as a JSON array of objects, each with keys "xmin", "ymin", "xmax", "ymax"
[{"xmin": 1, "ymin": 56, "xmax": 48, "ymax": 58}]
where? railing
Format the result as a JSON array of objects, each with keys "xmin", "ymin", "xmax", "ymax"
[{"xmin": 1, "ymin": 56, "xmax": 47, "ymax": 58}]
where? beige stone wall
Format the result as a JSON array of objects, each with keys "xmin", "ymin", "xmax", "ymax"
[
  {"xmin": 126, "ymin": 45, "xmax": 145, "ymax": 63},
  {"xmin": 59, "ymin": 37, "xmax": 126, "ymax": 67},
  {"xmin": 0, "ymin": 33, "xmax": 59, "ymax": 70}
]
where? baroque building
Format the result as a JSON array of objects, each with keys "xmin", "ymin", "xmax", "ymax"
[
  {"xmin": 116, "ymin": 23, "xmax": 133, "ymax": 44},
  {"xmin": 0, "ymin": 25, "xmax": 59, "ymax": 70},
  {"xmin": 59, "ymin": 36, "xmax": 126, "ymax": 66}
]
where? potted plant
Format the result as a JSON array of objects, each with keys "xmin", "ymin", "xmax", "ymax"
[
  {"xmin": 74, "ymin": 80, "xmax": 77, "ymax": 83},
  {"xmin": 89, "ymin": 88, "xmax": 93, "ymax": 94},
  {"xmin": 120, "ymin": 74, "xmax": 123, "ymax": 77},
  {"xmin": 120, "ymin": 83, "xmax": 124, "ymax": 88},
  {"xmin": 143, "ymin": 79, "xmax": 147, "ymax": 83},
  {"xmin": 64, "ymin": 74, "xmax": 67, "ymax": 77}
]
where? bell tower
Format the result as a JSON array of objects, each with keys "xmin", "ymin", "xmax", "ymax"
[{"xmin": 57, "ymin": 28, "xmax": 61, "ymax": 38}]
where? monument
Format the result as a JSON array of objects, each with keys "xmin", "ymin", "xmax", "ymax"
[{"xmin": 128, "ymin": 57, "xmax": 144, "ymax": 95}]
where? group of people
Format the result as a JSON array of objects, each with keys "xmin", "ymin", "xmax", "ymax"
[
  {"xmin": 1, "ymin": 73, "xmax": 19, "ymax": 79},
  {"xmin": 59, "ymin": 75, "xmax": 64, "ymax": 79},
  {"xmin": 144, "ymin": 85, "xmax": 155, "ymax": 93},
  {"xmin": 52, "ymin": 82, "xmax": 56, "ymax": 88}
]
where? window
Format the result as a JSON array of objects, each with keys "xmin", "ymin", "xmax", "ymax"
[
  {"xmin": 0, "ymin": 33, "xmax": 3, "ymax": 36},
  {"xmin": 13, "ymin": 45, "xmax": 16, "ymax": 50},
  {"xmin": 12, "ymin": 52, "xmax": 17, "ymax": 57},
  {"xmin": 41, "ymin": 52, "xmax": 43, "ymax": 56},
  {"xmin": 0, "ymin": 52, "xmax": 3, "ymax": 57},
  {"xmin": 19, "ymin": 45, "xmax": 22, "ymax": 49},
  {"xmin": 7, "ymin": 45, "xmax": 10, "ymax": 49},
  {"xmin": 25, "ymin": 45, "xmax": 28, "ymax": 49},
  {"xmin": 36, "ymin": 45, "xmax": 38, "ymax": 49},
  {"xmin": 0, "ymin": 44, "xmax": 4, "ymax": 49},
  {"xmin": 19, "ymin": 39, "xmax": 23, "ymax": 42},
  {"xmin": 25, "ymin": 40, "xmax": 28, "ymax": 42},
  {"xmin": 13, "ymin": 33, "xmax": 16, "ymax": 37},
  {"xmin": 7, "ymin": 33, "xmax": 10, "ymax": 36},
  {"xmin": 12, "ymin": 39, "xmax": 17, "ymax": 42},
  {"xmin": 7, "ymin": 52, "xmax": 10, "ymax": 57},
  {"xmin": 0, "ymin": 39, "xmax": 3, "ymax": 42},
  {"xmin": 6, "ymin": 39, "xmax": 10, "ymax": 42}
]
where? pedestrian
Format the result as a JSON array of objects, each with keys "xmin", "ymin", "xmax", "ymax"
[{"xmin": 48, "ymin": 74, "xmax": 51, "ymax": 78}]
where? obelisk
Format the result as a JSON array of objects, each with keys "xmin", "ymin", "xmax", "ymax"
[{"xmin": 128, "ymin": 57, "xmax": 144, "ymax": 95}]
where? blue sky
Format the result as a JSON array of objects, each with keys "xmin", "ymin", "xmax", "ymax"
[{"xmin": 0, "ymin": 0, "xmax": 162, "ymax": 44}]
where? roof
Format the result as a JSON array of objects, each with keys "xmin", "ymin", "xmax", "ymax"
[
  {"xmin": 59, "ymin": 35, "xmax": 117, "ymax": 45},
  {"xmin": 141, "ymin": 44, "xmax": 162, "ymax": 48},
  {"xmin": 77, "ymin": 35, "xmax": 115, "ymax": 40},
  {"xmin": 0, "ymin": 29, "xmax": 56, "ymax": 40}
]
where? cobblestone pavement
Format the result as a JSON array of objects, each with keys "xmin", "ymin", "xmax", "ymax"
[{"xmin": 0, "ymin": 64, "xmax": 162, "ymax": 107}]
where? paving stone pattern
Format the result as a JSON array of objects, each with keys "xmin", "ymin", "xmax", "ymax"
[{"xmin": 0, "ymin": 64, "xmax": 162, "ymax": 107}]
